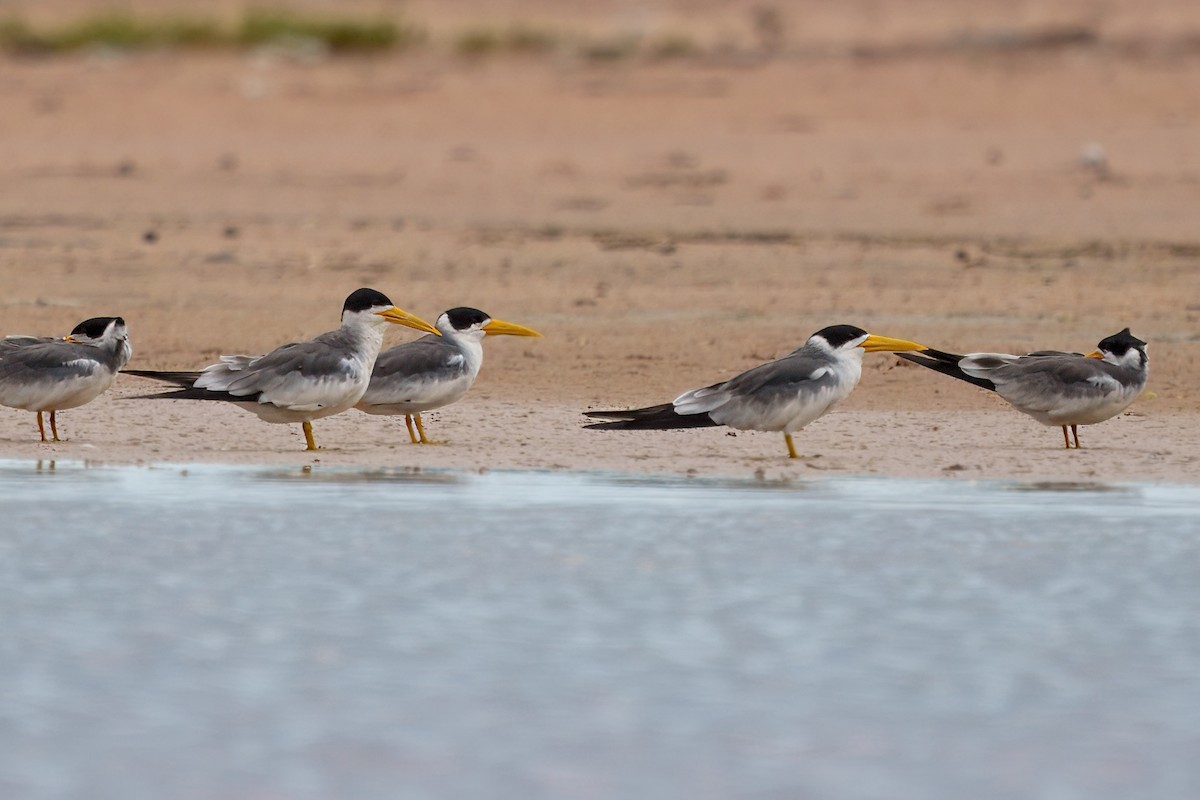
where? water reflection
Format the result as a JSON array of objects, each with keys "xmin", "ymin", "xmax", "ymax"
[
  {"xmin": 255, "ymin": 464, "xmax": 467, "ymax": 486},
  {"xmin": 1007, "ymin": 479, "xmax": 1129, "ymax": 493}
]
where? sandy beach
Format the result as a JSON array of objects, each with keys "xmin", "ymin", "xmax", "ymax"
[{"xmin": 2, "ymin": 0, "xmax": 1199, "ymax": 483}]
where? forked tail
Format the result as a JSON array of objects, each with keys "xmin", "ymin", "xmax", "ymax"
[
  {"xmin": 895, "ymin": 348, "xmax": 996, "ymax": 391},
  {"xmin": 121, "ymin": 369, "xmax": 202, "ymax": 389},
  {"xmin": 121, "ymin": 369, "xmax": 261, "ymax": 403},
  {"xmin": 584, "ymin": 403, "xmax": 720, "ymax": 430}
]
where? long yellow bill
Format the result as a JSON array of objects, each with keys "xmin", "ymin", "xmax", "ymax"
[
  {"xmin": 860, "ymin": 334, "xmax": 928, "ymax": 353},
  {"xmin": 483, "ymin": 319, "xmax": 542, "ymax": 337},
  {"xmin": 377, "ymin": 307, "xmax": 441, "ymax": 335}
]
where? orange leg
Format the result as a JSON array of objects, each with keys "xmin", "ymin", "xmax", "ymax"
[
  {"xmin": 1061, "ymin": 425, "xmax": 1070, "ymax": 449},
  {"xmin": 36, "ymin": 411, "xmax": 47, "ymax": 442},
  {"xmin": 784, "ymin": 433, "xmax": 798, "ymax": 459},
  {"xmin": 1071, "ymin": 424, "xmax": 1081, "ymax": 449},
  {"xmin": 302, "ymin": 421, "xmax": 319, "ymax": 451},
  {"xmin": 413, "ymin": 413, "xmax": 442, "ymax": 445},
  {"xmin": 49, "ymin": 411, "xmax": 61, "ymax": 442},
  {"xmin": 404, "ymin": 415, "xmax": 420, "ymax": 444}
]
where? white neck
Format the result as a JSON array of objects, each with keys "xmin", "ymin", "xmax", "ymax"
[
  {"xmin": 341, "ymin": 311, "xmax": 389, "ymax": 357},
  {"xmin": 445, "ymin": 328, "xmax": 486, "ymax": 379},
  {"xmin": 1105, "ymin": 348, "xmax": 1147, "ymax": 374}
]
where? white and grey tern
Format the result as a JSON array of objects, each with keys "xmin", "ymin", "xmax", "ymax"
[
  {"xmin": 585, "ymin": 324, "xmax": 927, "ymax": 458},
  {"xmin": 356, "ymin": 306, "xmax": 541, "ymax": 444},
  {"xmin": 897, "ymin": 327, "xmax": 1148, "ymax": 448},
  {"xmin": 126, "ymin": 288, "xmax": 439, "ymax": 450},
  {"xmin": 0, "ymin": 316, "xmax": 132, "ymax": 442}
]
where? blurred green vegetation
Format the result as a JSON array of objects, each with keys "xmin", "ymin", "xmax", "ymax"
[
  {"xmin": 0, "ymin": 11, "xmax": 420, "ymax": 54},
  {"xmin": 453, "ymin": 25, "xmax": 557, "ymax": 57},
  {"xmin": 238, "ymin": 11, "xmax": 418, "ymax": 51},
  {"xmin": 0, "ymin": 11, "xmax": 708, "ymax": 60}
]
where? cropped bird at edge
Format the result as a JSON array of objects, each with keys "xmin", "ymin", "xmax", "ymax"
[
  {"xmin": 897, "ymin": 328, "xmax": 1148, "ymax": 449},
  {"xmin": 124, "ymin": 288, "xmax": 439, "ymax": 451},
  {"xmin": 356, "ymin": 307, "xmax": 541, "ymax": 444},
  {"xmin": 0, "ymin": 316, "xmax": 132, "ymax": 442},
  {"xmin": 584, "ymin": 325, "xmax": 927, "ymax": 458}
]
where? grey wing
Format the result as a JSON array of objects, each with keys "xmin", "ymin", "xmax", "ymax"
[
  {"xmin": 198, "ymin": 336, "xmax": 367, "ymax": 410},
  {"xmin": 989, "ymin": 356, "xmax": 1121, "ymax": 412},
  {"xmin": 673, "ymin": 353, "xmax": 837, "ymax": 416},
  {"xmin": 361, "ymin": 337, "xmax": 471, "ymax": 406},
  {"xmin": 726, "ymin": 354, "xmax": 839, "ymax": 400},
  {"xmin": 959, "ymin": 353, "xmax": 1024, "ymax": 372},
  {"xmin": 1, "ymin": 335, "xmax": 58, "ymax": 351},
  {"xmin": 0, "ymin": 340, "xmax": 103, "ymax": 380},
  {"xmin": 0, "ymin": 341, "xmax": 108, "ymax": 409}
]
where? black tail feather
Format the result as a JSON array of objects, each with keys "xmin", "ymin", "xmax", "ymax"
[
  {"xmin": 584, "ymin": 402, "xmax": 676, "ymax": 421},
  {"xmin": 121, "ymin": 371, "xmax": 262, "ymax": 403},
  {"xmin": 584, "ymin": 403, "xmax": 720, "ymax": 430},
  {"xmin": 121, "ymin": 369, "xmax": 203, "ymax": 389},
  {"xmin": 126, "ymin": 387, "xmax": 263, "ymax": 403},
  {"xmin": 896, "ymin": 352, "xmax": 996, "ymax": 391},
  {"xmin": 918, "ymin": 347, "xmax": 969, "ymax": 364}
]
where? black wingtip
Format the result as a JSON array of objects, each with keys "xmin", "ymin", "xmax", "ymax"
[
  {"xmin": 127, "ymin": 388, "xmax": 208, "ymax": 401},
  {"xmin": 582, "ymin": 409, "xmax": 631, "ymax": 420},
  {"xmin": 121, "ymin": 369, "xmax": 203, "ymax": 389},
  {"xmin": 583, "ymin": 419, "xmax": 634, "ymax": 430},
  {"xmin": 583, "ymin": 416, "xmax": 721, "ymax": 431},
  {"xmin": 583, "ymin": 402, "xmax": 677, "ymax": 421},
  {"xmin": 583, "ymin": 403, "xmax": 721, "ymax": 430},
  {"xmin": 896, "ymin": 352, "xmax": 996, "ymax": 391},
  {"xmin": 125, "ymin": 386, "xmax": 264, "ymax": 403},
  {"xmin": 919, "ymin": 347, "xmax": 968, "ymax": 364}
]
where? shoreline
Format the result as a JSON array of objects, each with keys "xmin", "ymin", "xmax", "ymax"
[
  {"xmin": 1, "ymin": 378, "xmax": 1194, "ymax": 485},
  {"xmin": 5, "ymin": 454, "xmax": 1200, "ymax": 496}
]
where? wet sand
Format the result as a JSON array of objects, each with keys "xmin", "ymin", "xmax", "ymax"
[{"xmin": 2, "ymin": 4, "xmax": 1199, "ymax": 482}]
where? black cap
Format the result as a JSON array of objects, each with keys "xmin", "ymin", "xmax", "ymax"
[
  {"xmin": 1097, "ymin": 327, "xmax": 1147, "ymax": 356},
  {"xmin": 71, "ymin": 317, "xmax": 124, "ymax": 338},
  {"xmin": 343, "ymin": 288, "xmax": 394, "ymax": 314},
  {"xmin": 444, "ymin": 307, "xmax": 490, "ymax": 331},
  {"xmin": 813, "ymin": 324, "xmax": 869, "ymax": 348}
]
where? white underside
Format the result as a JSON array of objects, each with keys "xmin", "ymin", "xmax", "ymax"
[{"xmin": 0, "ymin": 369, "xmax": 118, "ymax": 412}]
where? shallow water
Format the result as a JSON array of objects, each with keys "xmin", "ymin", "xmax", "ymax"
[{"xmin": 2, "ymin": 461, "xmax": 1199, "ymax": 800}]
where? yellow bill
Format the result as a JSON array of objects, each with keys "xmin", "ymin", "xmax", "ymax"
[
  {"xmin": 483, "ymin": 319, "xmax": 542, "ymax": 337},
  {"xmin": 377, "ymin": 307, "xmax": 441, "ymax": 335},
  {"xmin": 859, "ymin": 334, "xmax": 928, "ymax": 353}
]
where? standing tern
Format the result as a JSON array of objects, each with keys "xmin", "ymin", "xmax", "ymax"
[
  {"xmin": 897, "ymin": 328, "xmax": 1148, "ymax": 448},
  {"xmin": 356, "ymin": 307, "xmax": 541, "ymax": 444},
  {"xmin": 584, "ymin": 325, "xmax": 927, "ymax": 458},
  {"xmin": 125, "ymin": 288, "xmax": 439, "ymax": 451},
  {"xmin": 0, "ymin": 316, "xmax": 132, "ymax": 442}
]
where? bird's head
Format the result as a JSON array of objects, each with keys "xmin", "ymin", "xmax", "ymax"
[
  {"xmin": 65, "ymin": 316, "xmax": 126, "ymax": 345},
  {"xmin": 66, "ymin": 316, "xmax": 131, "ymax": 364},
  {"xmin": 439, "ymin": 307, "xmax": 542, "ymax": 342},
  {"xmin": 810, "ymin": 324, "xmax": 927, "ymax": 354},
  {"xmin": 1088, "ymin": 328, "xmax": 1147, "ymax": 370},
  {"xmin": 342, "ymin": 288, "xmax": 439, "ymax": 335}
]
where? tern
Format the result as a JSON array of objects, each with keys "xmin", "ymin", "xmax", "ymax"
[
  {"xmin": 356, "ymin": 307, "xmax": 541, "ymax": 444},
  {"xmin": 0, "ymin": 316, "xmax": 132, "ymax": 442},
  {"xmin": 897, "ymin": 328, "xmax": 1148, "ymax": 448},
  {"xmin": 584, "ymin": 325, "xmax": 927, "ymax": 458},
  {"xmin": 125, "ymin": 288, "xmax": 439, "ymax": 451}
]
